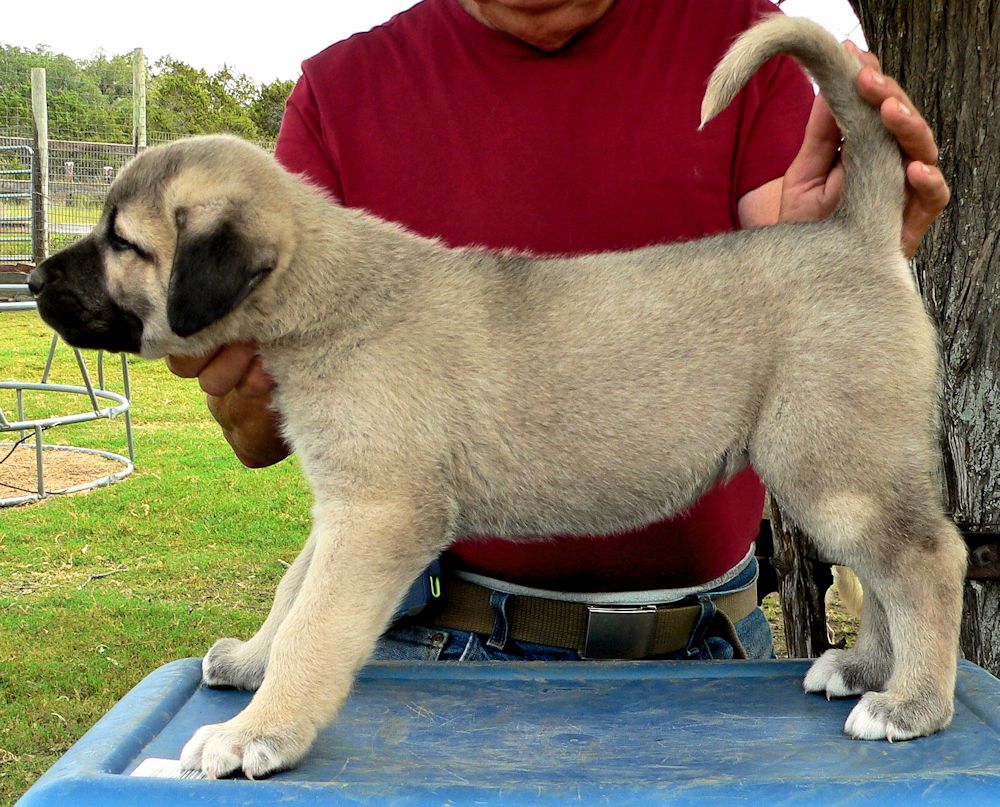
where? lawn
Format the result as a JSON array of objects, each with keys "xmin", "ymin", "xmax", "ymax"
[
  {"xmin": 0, "ymin": 201, "xmax": 102, "ymax": 259},
  {"xmin": 0, "ymin": 310, "xmax": 312, "ymax": 802}
]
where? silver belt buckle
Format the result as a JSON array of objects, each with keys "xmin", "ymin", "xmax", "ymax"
[{"xmin": 583, "ymin": 605, "xmax": 657, "ymax": 659}]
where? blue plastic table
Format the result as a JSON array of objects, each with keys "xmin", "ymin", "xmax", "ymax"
[{"xmin": 16, "ymin": 658, "xmax": 1000, "ymax": 805}]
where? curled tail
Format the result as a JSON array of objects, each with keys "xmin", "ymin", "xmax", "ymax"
[{"xmin": 701, "ymin": 16, "xmax": 904, "ymax": 249}]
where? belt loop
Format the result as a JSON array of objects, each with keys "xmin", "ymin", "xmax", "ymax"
[
  {"xmin": 685, "ymin": 595, "xmax": 718, "ymax": 658},
  {"xmin": 486, "ymin": 590, "xmax": 511, "ymax": 650},
  {"xmin": 714, "ymin": 611, "xmax": 750, "ymax": 660}
]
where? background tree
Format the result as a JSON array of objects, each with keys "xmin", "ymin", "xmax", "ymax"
[
  {"xmin": 0, "ymin": 45, "xmax": 292, "ymax": 145},
  {"xmin": 251, "ymin": 79, "xmax": 296, "ymax": 141},
  {"xmin": 147, "ymin": 58, "xmax": 261, "ymax": 140},
  {"xmin": 847, "ymin": 0, "xmax": 1000, "ymax": 674},
  {"xmin": 0, "ymin": 46, "xmax": 43, "ymax": 137},
  {"xmin": 0, "ymin": 45, "xmax": 131, "ymax": 141}
]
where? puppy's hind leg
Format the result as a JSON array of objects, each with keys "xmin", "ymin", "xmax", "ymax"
[
  {"xmin": 755, "ymin": 412, "xmax": 965, "ymax": 739},
  {"xmin": 770, "ymin": 483, "xmax": 898, "ymax": 699},
  {"xmin": 843, "ymin": 514, "xmax": 966, "ymax": 741},
  {"xmin": 770, "ymin": 482, "xmax": 964, "ymax": 738},
  {"xmin": 202, "ymin": 533, "xmax": 316, "ymax": 691},
  {"xmin": 765, "ymin": 468, "xmax": 965, "ymax": 739}
]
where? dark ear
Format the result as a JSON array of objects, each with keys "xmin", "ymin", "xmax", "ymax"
[{"xmin": 167, "ymin": 214, "xmax": 275, "ymax": 338}]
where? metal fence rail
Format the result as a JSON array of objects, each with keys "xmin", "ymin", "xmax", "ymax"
[
  {"xmin": 2, "ymin": 47, "xmax": 278, "ymax": 267},
  {"xmin": 0, "ymin": 285, "xmax": 136, "ymax": 507},
  {"xmin": 0, "ymin": 144, "xmax": 34, "ymax": 262},
  {"xmin": 1, "ymin": 135, "xmax": 137, "ymax": 259}
]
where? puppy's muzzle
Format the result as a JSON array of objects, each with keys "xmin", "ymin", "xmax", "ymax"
[{"xmin": 29, "ymin": 239, "xmax": 144, "ymax": 354}]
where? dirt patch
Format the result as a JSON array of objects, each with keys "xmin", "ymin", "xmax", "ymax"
[{"xmin": 0, "ymin": 443, "xmax": 122, "ymax": 501}]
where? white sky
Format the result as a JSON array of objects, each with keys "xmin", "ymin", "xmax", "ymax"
[{"xmin": 4, "ymin": 0, "xmax": 865, "ymax": 85}]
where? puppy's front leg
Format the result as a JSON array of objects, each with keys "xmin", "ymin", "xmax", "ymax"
[
  {"xmin": 180, "ymin": 497, "xmax": 446, "ymax": 779},
  {"xmin": 201, "ymin": 533, "xmax": 317, "ymax": 692}
]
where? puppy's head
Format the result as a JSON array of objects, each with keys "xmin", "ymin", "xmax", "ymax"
[{"xmin": 29, "ymin": 135, "xmax": 295, "ymax": 358}]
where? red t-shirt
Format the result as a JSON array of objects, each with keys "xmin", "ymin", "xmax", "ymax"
[{"xmin": 275, "ymin": 0, "xmax": 813, "ymax": 591}]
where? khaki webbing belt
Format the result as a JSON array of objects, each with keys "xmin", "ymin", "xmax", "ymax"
[{"xmin": 422, "ymin": 576, "xmax": 758, "ymax": 659}]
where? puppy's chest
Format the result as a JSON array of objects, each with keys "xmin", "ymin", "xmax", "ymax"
[{"xmin": 266, "ymin": 348, "xmax": 446, "ymax": 470}]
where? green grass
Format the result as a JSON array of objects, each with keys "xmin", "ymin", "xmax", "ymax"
[
  {"xmin": 1, "ymin": 201, "xmax": 102, "ymax": 258},
  {"xmin": 0, "ymin": 311, "xmax": 312, "ymax": 802},
  {"xmin": 1, "ymin": 201, "xmax": 103, "ymax": 224}
]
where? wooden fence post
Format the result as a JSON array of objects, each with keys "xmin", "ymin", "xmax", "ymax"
[
  {"xmin": 30, "ymin": 68, "xmax": 47, "ymax": 264},
  {"xmin": 132, "ymin": 49, "xmax": 146, "ymax": 154}
]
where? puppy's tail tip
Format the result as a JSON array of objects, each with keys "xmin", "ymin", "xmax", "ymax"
[
  {"xmin": 701, "ymin": 15, "xmax": 861, "ymax": 126},
  {"xmin": 702, "ymin": 15, "xmax": 904, "ymax": 241},
  {"xmin": 700, "ymin": 67, "xmax": 749, "ymax": 131}
]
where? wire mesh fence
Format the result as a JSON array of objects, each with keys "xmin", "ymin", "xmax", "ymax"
[
  {"xmin": 1, "ymin": 136, "xmax": 135, "ymax": 262},
  {"xmin": 0, "ymin": 46, "xmax": 283, "ymax": 268},
  {"xmin": 0, "ymin": 49, "xmax": 143, "ymax": 266},
  {"xmin": 1, "ymin": 51, "xmax": 36, "ymax": 265},
  {"xmin": 0, "ymin": 140, "xmax": 34, "ymax": 264}
]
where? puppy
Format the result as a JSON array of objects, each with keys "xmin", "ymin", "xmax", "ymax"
[{"xmin": 28, "ymin": 16, "xmax": 966, "ymax": 779}]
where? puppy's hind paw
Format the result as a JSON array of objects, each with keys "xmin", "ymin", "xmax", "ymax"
[{"xmin": 804, "ymin": 646, "xmax": 892, "ymax": 699}]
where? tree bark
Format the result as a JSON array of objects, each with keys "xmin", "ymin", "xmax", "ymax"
[
  {"xmin": 850, "ymin": 0, "xmax": 1000, "ymax": 673},
  {"xmin": 961, "ymin": 580, "xmax": 1000, "ymax": 673},
  {"xmin": 770, "ymin": 503, "xmax": 832, "ymax": 659}
]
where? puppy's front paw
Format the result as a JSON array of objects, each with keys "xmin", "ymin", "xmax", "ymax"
[
  {"xmin": 180, "ymin": 718, "xmax": 314, "ymax": 779},
  {"xmin": 804, "ymin": 649, "xmax": 864, "ymax": 698},
  {"xmin": 844, "ymin": 691, "xmax": 953, "ymax": 742},
  {"xmin": 804, "ymin": 648, "xmax": 887, "ymax": 699},
  {"xmin": 202, "ymin": 638, "xmax": 266, "ymax": 691}
]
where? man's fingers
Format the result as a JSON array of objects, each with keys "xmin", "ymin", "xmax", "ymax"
[
  {"xmin": 907, "ymin": 161, "xmax": 950, "ymax": 210},
  {"xmin": 846, "ymin": 43, "xmax": 940, "ymax": 167},
  {"xmin": 205, "ymin": 391, "xmax": 228, "ymax": 426},
  {"xmin": 793, "ymin": 94, "xmax": 842, "ymax": 183},
  {"xmin": 167, "ymin": 339, "xmax": 283, "ymax": 468},
  {"xmin": 844, "ymin": 40, "xmax": 880, "ymax": 72},
  {"xmin": 856, "ymin": 66, "xmax": 909, "ymax": 113},
  {"xmin": 880, "ymin": 96, "xmax": 939, "ymax": 166},
  {"xmin": 235, "ymin": 355, "xmax": 277, "ymax": 397},
  {"xmin": 901, "ymin": 162, "xmax": 951, "ymax": 258},
  {"xmin": 167, "ymin": 341, "xmax": 272, "ymax": 398},
  {"xmin": 194, "ymin": 342, "xmax": 260, "ymax": 397},
  {"xmin": 785, "ymin": 40, "xmax": 950, "ymax": 258},
  {"xmin": 845, "ymin": 48, "xmax": 949, "ymax": 258},
  {"xmin": 856, "ymin": 67, "xmax": 940, "ymax": 166},
  {"xmin": 166, "ymin": 351, "xmax": 217, "ymax": 379},
  {"xmin": 205, "ymin": 388, "xmax": 287, "ymax": 469}
]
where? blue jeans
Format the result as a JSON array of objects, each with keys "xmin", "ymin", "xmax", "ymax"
[{"xmin": 373, "ymin": 557, "xmax": 774, "ymax": 662}]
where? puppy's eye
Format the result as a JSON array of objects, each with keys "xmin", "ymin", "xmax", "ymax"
[
  {"xmin": 109, "ymin": 228, "xmax": 137, "ymax": 253},
  {"xmin": 106, "ymin": 209, "xmax": 151, "ymax": 261}
]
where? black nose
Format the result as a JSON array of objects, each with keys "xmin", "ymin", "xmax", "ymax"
[{"xmin": 27, "ymin": 267, "xmax": 45, "ymax": 296}]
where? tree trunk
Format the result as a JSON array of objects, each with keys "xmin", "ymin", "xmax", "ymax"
[
  {"xmin": 962, "ymin": 580, "xmax": 1000, "ymax": 672},
  {"xmin": 850, "ymin": 0, "xmax": 1000, "ymax": 674},
  {"xmin": 770, "ymin": 504, "xmax": 832, "ymax": 659}
]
